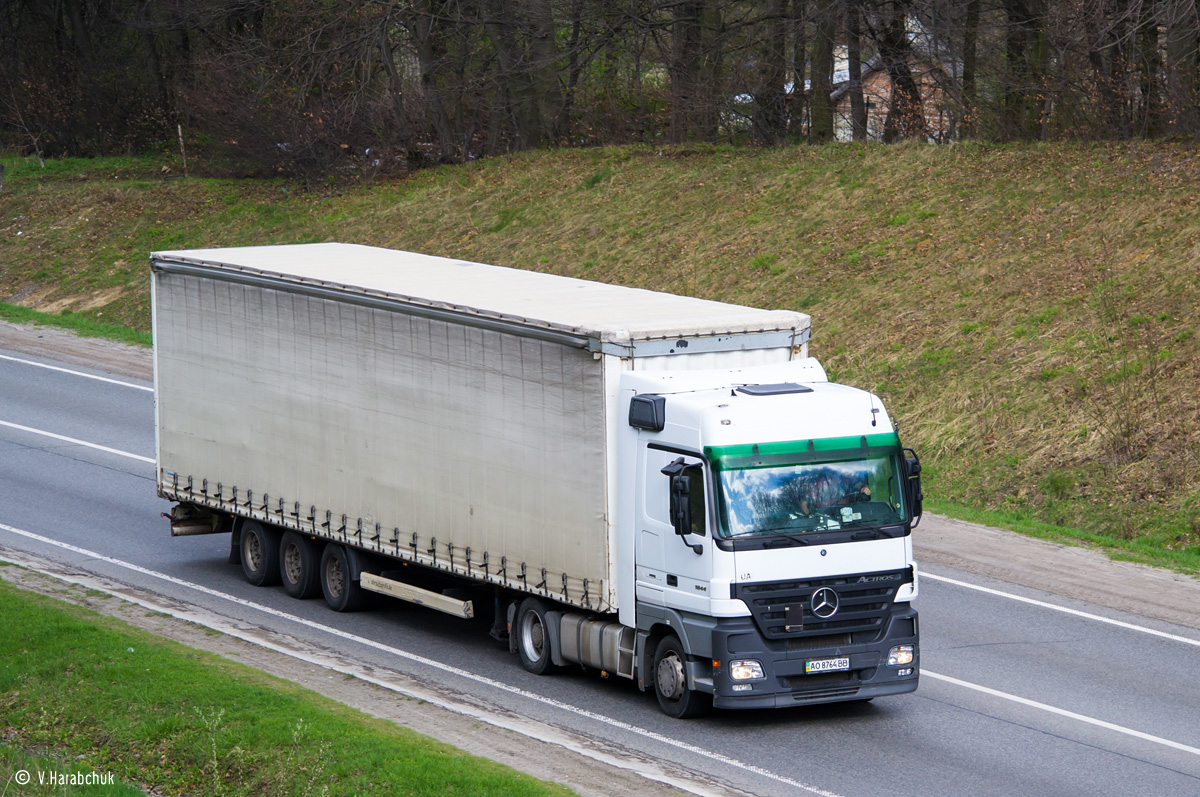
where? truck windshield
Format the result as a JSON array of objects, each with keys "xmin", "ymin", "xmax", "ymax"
[{"xmin": 713, "ymin": 454, "xmax": 908, "ymax": 539}]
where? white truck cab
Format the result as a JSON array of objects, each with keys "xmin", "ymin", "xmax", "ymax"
[{"xmin": 618, "ymin": 360, "xmax": 921, "ymax": 715}]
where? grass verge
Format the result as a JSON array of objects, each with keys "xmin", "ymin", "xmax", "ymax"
[
  {"xmin": 0, "ymin": 303, "xmax": 151, "ymax": 347},
  {"xmin": 926, "ymin": 499, "xmax": 1200, "ymax": 573},
  {"xmin": 0, "ymin": 578, "xmax": 571, "ymax": 796}
]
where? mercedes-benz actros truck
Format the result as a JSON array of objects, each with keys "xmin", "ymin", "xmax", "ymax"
[{"xmin": 152, "ymin": 243, "xmax": 923, "ymax": 717}]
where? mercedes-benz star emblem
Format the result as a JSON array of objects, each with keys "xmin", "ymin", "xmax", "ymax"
[{"xmin": 810, "ymin": 587, "xmax": 840, "ymax": 618}]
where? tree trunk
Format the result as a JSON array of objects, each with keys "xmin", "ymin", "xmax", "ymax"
[
  {"xmin": 410, "ymin": 0, "xmax": 462, "ymax": 160},
  {"xmin": 1163, "ymin": 0, "xmax": 1200, "ymax": 133},
  {"xmin": 846, "ymin": 0, "xmax": 867, "ymax": 141},
  {"xmin": 554, "ymin": 0, "xmax": 585, "ymax": 142},
  {"xmin": 378, "ymin": 8, "xmax": 415, "ymax": 153},
  {"xmin": 809, "ymin": 0, "xmax": 836, "ymax": 143},
  {"xmin": 788, "ymin": 0, "xmax": 808, "ymax": 139},
  {"xmin": 1137, "ymin": 0, "xmax": 1164, "ymax": 136},
  {"xmin": 755, "ymin": 0, "xmax": 789, "ymax": 144},
  {"xmin": 484, "ymin": 0, "xmax": 544, "ymax": 150},
  {"xmin": 1004, "ymin": 0, "xmax": 1050, "ymax": 140},
  {"xmin": 669, "ymin": 1, "xmax": 697, "ymax": 143},
  {"xmin": 525, "ymin": 0, "xmax": 563, "ymax": 145},
  {"xmin": 670, "ymin": 0, "xmax": 721, "ymax": 143},
  {"xmin": 961, "ymin": 0, "xmax": 981, "ymax": 137},
  {"xmin": 62, "ymin": 0, "xmax": 94, "ymax": 66},
  {"xmin": 878, "ymin": 0, "xmax": 928, "ymax": 143}
]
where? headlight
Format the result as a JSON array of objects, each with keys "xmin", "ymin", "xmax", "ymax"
[
  {"xmin": 887, "ymin": 645, "xmax": 914, "ymax": 667},
  {"xmin": 729, "ymin": 659, "xmax": 765, "ymax": 681}
]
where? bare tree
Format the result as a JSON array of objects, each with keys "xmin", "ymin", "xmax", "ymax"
[
  {"xmin": 810, "ymin": 0, "xmax": 838, "ymax": 141},
  {"xmin": 669, "ymin": 0, "xmax": 723, "ymax": 142},
  {"xmin": 867, "ymin": 0, "xmax": 929, "ymax": 142},
  {"xmin": 753, "ymin": 0, "xmax": 792, "ymax": 143},
  {"xmin": 846, "ymin": 0, "xmax": 868, "ymax": 140}
]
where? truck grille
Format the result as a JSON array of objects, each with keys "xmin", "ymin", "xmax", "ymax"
[{"xmin": 732, "ymin": 568, "xmax": 911, "ymax": 641}]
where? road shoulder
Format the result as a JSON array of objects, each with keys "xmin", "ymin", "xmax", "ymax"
[{"xmin": 915, "ymin": 514, "xmax": 1200, "ymax": 631}]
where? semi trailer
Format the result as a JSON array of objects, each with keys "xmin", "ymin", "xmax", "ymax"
[{"xmin": 152, "ymin": 243, "xmax": 923, "ymax": 717}]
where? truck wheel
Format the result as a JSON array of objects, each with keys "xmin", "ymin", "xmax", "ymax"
[
  {"xmin": 240, "ymin": 520, "xmax": 281, "ymax": 586},
  {"xmin": 279, "ymin": 532, "xmax": 321, "ymax": 599},
  {"xmin": 320, "ymin": 544, "xmax": 367, "ymax": 612},
  {"xmin": 653, "ymin": 635, "xmax": 710, "ymax": 719},
  {"xmin": 515, "ymin": 598, "xmax": 558, "ymax": 675}
]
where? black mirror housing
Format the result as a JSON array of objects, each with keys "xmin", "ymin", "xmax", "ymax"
[
  {"xmin": 903, "ymin": 448, "xmax": 924, "ymax": 528},
  {"xmin": 661, "ymin": 457, "xmax": 692, "ymax": 536}
]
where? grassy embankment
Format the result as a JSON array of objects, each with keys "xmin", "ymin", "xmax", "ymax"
[
  {"xmin": 2, "ymin": 142, "xmax": 1199, "ymax": 574},
  {"xmin": 0, "ymin": 576, "xmax": 570, "ymax": 796}
]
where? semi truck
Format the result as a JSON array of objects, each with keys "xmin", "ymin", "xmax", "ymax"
[{"xmin": 152, "ymin": 243, "xmax": 923, "ymax": 717}]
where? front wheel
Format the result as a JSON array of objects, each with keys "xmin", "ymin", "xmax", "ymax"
[
  {"xmin": 515, "ymin": 598, "xmax": 558, "ymax": 675},
  {"xmin": 652, "ymin": 635, "xmax": 711, "ymax": 719}
]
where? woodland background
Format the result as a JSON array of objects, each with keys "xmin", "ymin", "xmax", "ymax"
[{"xmin": 4, "ymin": 1, "xmax": 1200, "ymax": 175}]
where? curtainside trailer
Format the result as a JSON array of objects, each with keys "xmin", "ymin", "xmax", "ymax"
[{"xmin": 152, "ymin": 243, "xmax": 923, "ymax": 717}]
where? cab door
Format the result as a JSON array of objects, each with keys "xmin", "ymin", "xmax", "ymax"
[{"xmin": 636, "ymin": 443, "xmax": 714, "ymax": 614}]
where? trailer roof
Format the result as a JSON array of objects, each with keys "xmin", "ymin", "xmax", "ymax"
[{"xmin": 151, "ymin": 243, "xmax": 809, "ymax": 349}]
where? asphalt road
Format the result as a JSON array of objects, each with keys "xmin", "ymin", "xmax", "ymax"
[{"xmin": 1, "ymin": 338, "xmax": 1199, "ymax": 797}]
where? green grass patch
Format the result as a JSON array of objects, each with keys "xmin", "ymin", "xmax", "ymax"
[
  {"xmin": 750, "ymin": 253, "xmax": 778, "ymax": 273},
  {"xmin": 581, "ymin": 168, "xmax": 614, "ymax": 189},
  {"xmin": 0, "ymin": 581, "xmax": 570, "ymax": 796},
  {"xmin": 0, "ymin": 303, "xmax": 152, "ymax": 347}
]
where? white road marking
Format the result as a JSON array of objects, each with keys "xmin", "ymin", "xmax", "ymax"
[
  {"xmin": 923, "ymin": 670, "xmax": 1200, "ymax": 756},
  {"xmin": 0, "ymin": 353, "xmax": 152, "ymax": 392},
  {"xmin": 0, "ymin": 420, "xmax": 155, "ymax": 464},
  {"xmin": 923, "ymin": 571, "xmax": 1200, "ymax": 648},
  {"xmin": 0, "ymin": 522, "xmax": 840, "ymax": 797}
]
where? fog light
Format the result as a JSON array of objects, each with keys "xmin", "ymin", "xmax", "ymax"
[
  {"xmin": 729, "ymin": 659, "xmax": 765, "ymax": 681},
  {"xmin": 898, "ymin": 668, "xmax": 914, "ymax": 676},
  {"xmin": 887, "ymin": 645, "xmax": 915, "ymax": 667},
  {"xmin": 732, "ymin": 683, "xmax": 753, "ymax": 692}
]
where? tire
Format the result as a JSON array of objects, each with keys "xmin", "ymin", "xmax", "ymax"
[
  {"xmin": 652, "ymin": 634, "xmax": 711, "ymax": 719},
  {"xmin": 240, "ymin": 520, "xmax": 281, "ymax": 586},
  {"xmin": 279, "ymin": 531, "xmax": 321, "ymax": 599},
  {"xmin": 515, "ymin": 598, "xmax": 558, "ymax": 675},
  {"xmin": 320, "ymin": 544, "xmax": 367, "ymax": 612}
]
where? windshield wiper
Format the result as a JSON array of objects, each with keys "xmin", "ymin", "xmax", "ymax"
[
  {"xmin": 760, "ymin": 532, "xmax": 813, "ymax": 547},
  {"xmin": 850, "ymin": 529, "xmax": 885, "ymax": 540}
]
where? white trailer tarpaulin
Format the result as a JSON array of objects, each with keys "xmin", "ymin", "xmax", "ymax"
[{"xmin": 151, "ymin": 244, "xmax": 810, "ymax": 611}]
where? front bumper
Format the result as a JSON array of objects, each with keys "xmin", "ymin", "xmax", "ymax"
[{"xmin": 709, "ymin": 604, "xmax": 919, "ymax": 709}]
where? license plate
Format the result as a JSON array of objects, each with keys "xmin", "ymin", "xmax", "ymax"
[{"xmin": 805, "ymin": 657, "xmax": 851, "ymax": 674}]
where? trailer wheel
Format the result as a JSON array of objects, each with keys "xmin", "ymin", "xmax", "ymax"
[
  {"xmin": 240, "ymin": 520, "xmax": 281, "ymax": 586},
  {"xmin": 279, "ymin": 532, "xmax": 321, "ymax": 599},
  {"xmin": 652, "ymin": 635, "xmax": 710, "ymax": 719},
  {"xmin": 320, "ymin": 544, "xmax": 367, "ymax": 612},
  {"xmin": 515, "ymin": 598, "xmax": 558, "ymax": 675}
]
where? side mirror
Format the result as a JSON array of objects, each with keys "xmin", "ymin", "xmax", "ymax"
[
  {"xmin": 661, "ymin": 457, "xmax": 703, "ymax": 554},
  {"xmin": 903, "ymin": 448, "xmax": 924, "ymax": 528}
]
